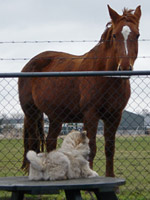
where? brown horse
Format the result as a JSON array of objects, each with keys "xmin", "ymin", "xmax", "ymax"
[{"xmin": 18, "ymin": 5, "xmax": 141, "ymax": 177}]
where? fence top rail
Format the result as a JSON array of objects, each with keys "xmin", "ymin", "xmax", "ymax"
[{"xmin": 0, "ymin": 71, "xmax": 150, "ymax": 78}]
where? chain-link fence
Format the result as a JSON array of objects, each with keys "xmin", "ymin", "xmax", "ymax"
[{"xmin": 0, "ymin": 72, "xmax": 150, "ymax": 199}]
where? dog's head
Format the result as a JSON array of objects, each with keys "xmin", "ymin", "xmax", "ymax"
[
  {"xmin": 67, "ymin": 130, "xmax": 89, "ymax": 145},
  {"xmin": 61, "ymin": 130, "xmax": 90, "ymax": 157}
]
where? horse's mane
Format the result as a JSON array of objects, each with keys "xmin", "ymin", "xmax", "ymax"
[{"xmin": 100, "ymin": 8, "xmax": 139, "ymax": 48}]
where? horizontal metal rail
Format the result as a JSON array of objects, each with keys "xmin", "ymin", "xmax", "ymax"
[{"xmin": 0, "ymin": 71, "xmax": 150, "ymax": 78}]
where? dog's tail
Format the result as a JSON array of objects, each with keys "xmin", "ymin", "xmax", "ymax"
[{"xmin": 26, "ymin": 150, "xmax": 45, "ymax": 171}]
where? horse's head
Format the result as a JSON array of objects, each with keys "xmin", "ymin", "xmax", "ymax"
[{"xmin": 107, "ymin": 5, "xmax": 141, "ymax": 71}]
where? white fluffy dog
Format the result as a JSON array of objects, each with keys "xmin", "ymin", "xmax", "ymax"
[{"xmin": 27, "ymin": 130, "xmax": 99, "ymax": 181}]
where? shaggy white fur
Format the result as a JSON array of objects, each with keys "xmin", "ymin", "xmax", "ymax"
[{"xmin": 27, "ymin": 130, "xmax": 99, "ymax": 180}]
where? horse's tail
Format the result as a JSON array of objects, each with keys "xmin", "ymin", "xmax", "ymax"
[
  {"xmin": 37, "ymin": 113, "xmax": 45, "ymax": 152},
  {"xmin": 21, "ymin": 112, "xmax": 45, "ymax": 172}
]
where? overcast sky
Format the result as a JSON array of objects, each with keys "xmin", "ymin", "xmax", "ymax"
[{"xmin": 0, "ymin": 0, "xmax": 149, "ymax": 72}]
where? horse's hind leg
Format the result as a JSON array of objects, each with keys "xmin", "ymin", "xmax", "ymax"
[
  {"xmin": 22, "ymin": 111, "xmax": 44, "ymax": 171},
  {"xmin": 46, "ymin": 120, "xmax": 62, "ymax": 152}
]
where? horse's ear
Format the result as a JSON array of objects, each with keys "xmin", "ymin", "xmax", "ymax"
[
  {"xmin": 134, "ymin": 5, "xmax": 141, "ymax": 21},
  {"xmin": 107, "ymin": 5, "xmax": 121, "ymax": 24}
]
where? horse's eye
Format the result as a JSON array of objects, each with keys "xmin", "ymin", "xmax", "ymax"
[
  {"xmin": 113, "ymin": 34, "xmax": 116, "ymax": 39},
  {"xmin": 136, "ymin": 34, "xmax": 140, "ymax": 39}
]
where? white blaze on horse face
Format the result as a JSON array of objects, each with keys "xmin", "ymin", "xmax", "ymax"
[{"xmin": 121, "ymin": 25, "xmax": 131, "ymax": 55}]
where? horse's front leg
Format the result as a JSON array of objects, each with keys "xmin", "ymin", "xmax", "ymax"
[
  {"xmin": 83, "ymin": 111, "xmax": 99, "ymax": 168},
  {"xmin": 103, "ymin": 114, "xmax": 122, "ymax": 177},
  {"xmin": 46, "ymin": 120, "xmax": 62, "ymax": 152}
]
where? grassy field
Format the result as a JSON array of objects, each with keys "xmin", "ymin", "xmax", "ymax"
[{"xmin": 0, "ymin": 135, "xmax": 150, "ymax": 199}]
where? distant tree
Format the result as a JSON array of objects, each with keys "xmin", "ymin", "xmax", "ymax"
[
  {"xmin": 0, "ymin": 116, "xmax": 4, "ymax": 133},
  {"xmin": 142, "ymin": 109, "xmax": 150, "ymax": 116}
]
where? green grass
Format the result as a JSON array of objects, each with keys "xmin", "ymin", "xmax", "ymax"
[
  {"xmin": 0, "ymin": 135, "xmax": 150, "ymax": 199},
  {"xmin": 95, "ymin": 135, "xmax": 150, "ymax": 200}
]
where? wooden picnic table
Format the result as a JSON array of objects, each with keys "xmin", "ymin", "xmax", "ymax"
[{"xmin": 0, "ymin": 176, "xmax": 125, "ymax": 200}]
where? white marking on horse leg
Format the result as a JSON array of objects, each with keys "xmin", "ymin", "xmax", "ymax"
[{"xmin": 121, "ymin": 26, "xmax": 131, "ymax": 55}]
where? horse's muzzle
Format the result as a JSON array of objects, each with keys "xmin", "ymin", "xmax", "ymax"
[{"xmin": 117, "ymin": 65, "xmax": 133, "ymax": 71}]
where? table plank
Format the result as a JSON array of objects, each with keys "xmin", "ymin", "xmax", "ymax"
[
  {"xmin": 0, "ymin": 176, "xmax": 125, "ymax": 193},
  {"xmin": 0, "ymin": 176, "xmax": 125, "ymax": 200}
]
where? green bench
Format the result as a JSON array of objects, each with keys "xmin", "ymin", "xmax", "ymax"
[{"xmin": 0, "ymin": 176, "xmax": 125, "ymax": 200}]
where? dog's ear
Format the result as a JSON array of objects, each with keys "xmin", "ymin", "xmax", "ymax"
[{"xmin": 81, "ymin": 131, "xmax": 87, "ymax": 140}]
